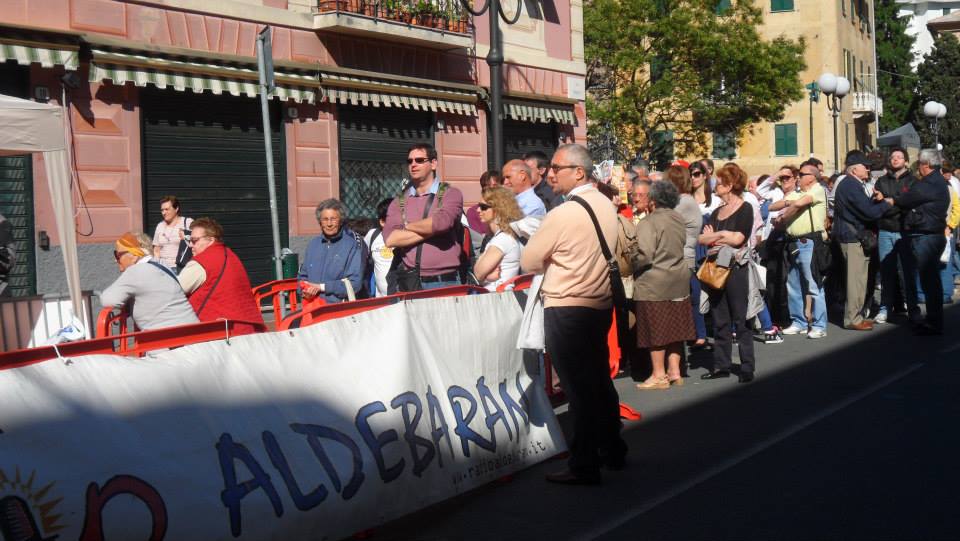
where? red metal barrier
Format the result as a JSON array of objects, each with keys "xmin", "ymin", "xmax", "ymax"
[
  {"xmin": 0, "ymin": 319, "xmax": 266, "ymax": 370},
  {"xmin": 495, "ymin": 273, "xmax": 534, "ymax": 292},
  {"xmin": 251, "ymin": 278, "xmax": 305, "ymax": 318}
]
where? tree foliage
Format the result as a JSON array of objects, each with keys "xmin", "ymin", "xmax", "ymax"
[
  {"xmin": 914, "ymin": 34, "xmax": 960, "ymax": 161},
  {"xmin": 584, "ymin": 0, "xmax": 806, "ymax": 164},
  {"xmin": 874, "ymin": 0, "xmax": 917, "ymax": 133}
]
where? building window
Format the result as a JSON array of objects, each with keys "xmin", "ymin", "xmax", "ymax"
[
  {"xmin": 774, "ymin": 123, "xmax": 798, "ymax": 156},
  {"xmin": 650, "ymin": 54, "xmax": 670, "ymax": 83},
  {"xmin": 770, "ymin": 0, "xmax": 793, "ymax": 11},
  {"xmin": 945, "ymin": 8, "xmax": 952, "ymax": 15},
  {"xmin": 712, "ymin": 130, "xmax": 736, "ymax": 159},
  {"xmin": 716, "ymin": 0, "xmax": 732, "ymax": 14},
  {"xmin": 841, "ymin": 0, "xmax": 846, "ymax": 17},
  {"xmin": 650, "ymin": 130, "xmax": 674, "ymax": 170}
]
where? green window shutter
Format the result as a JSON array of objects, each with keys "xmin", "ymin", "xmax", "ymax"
[
  {"xmin": 774, "ymin": 123, "xmax": 797, "ymax": 156},
  {"xmin": 716, "ymin": 0, "xmax": 731, "ymax": 14},
  {"xmin": 650, "ymin": 54, "xmax": 670, "ymax": 83},
  {"xmin": 712, "ymin": 131, "xmax": 736, "ymax": 159},
  {"xmin": 771, "ymin": 0, "xmax": 793, "ymax": 11}
]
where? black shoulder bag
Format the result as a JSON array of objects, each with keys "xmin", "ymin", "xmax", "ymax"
[
  {"xmin": 570, "ymin": 196, "xmax": 632, "ymax": 353},
  {"xmin": 386, "ymin": 193, "xmax": 436, "ymax": 294},
  {"xmin": 806, "ymin": 208, "xmax": 831, "ymax": 287},
  {"xmin": 175, "ymin": 217, "xmax": 194, "ymax": 272}
]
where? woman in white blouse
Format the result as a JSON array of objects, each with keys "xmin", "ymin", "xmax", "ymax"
[{"xmin": 473, "ymin": 186, "xmax": 524, "ymax": 291}]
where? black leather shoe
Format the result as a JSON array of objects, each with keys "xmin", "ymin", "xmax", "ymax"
[
  {"xmin": 599, "ymin": 454, "xmax": 626, "ymax": 471},
  {"xmin": 914, "ymin": 323, "xmax": 943, "ymax": 336},
  {"xmin": 700, "ymin": 370, "xmax": 731, "ymax": 380},
  {"xmin": 545, "ymin": 469, "xmax": 602, "ymax": 485},
  {"xmin": 738, "ymin": 372, "xmax": 755, "ymax": 383}
]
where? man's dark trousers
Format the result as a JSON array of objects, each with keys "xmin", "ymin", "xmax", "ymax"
[
  {"xmin": 903, "ymin": 233, "xmax": 946, "ymax": 330},
  {"xmin": 544, "ymin": 306, "xmax": 627, "ymax": 475}
]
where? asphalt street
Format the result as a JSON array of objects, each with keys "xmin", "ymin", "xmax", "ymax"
[{"xmin": 374, "ymin": 303, "xmax": 960, "ymax": 541}]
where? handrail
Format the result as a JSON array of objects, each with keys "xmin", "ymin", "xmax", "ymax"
[
  {"xmin": 252, "ymin": 278, "xmax": 302, "ymax": 317},
  {"xmin": 96, "ymin": 306, "xmax": 131, "ymax": 352},
  {"xmin": 0, "ymin": 319, "xmax": 265, "ymax": 370}
]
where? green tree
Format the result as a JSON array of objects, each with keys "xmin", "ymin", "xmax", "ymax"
[
  {"xmin": 875, "ymin": 0, "xmax": 917, "ymax": 133},
  {"xmin": 914, "ymin": 34, "xmax": 960, "ymax": 161},
  {"xmin": 584, "ymin": 0, "xmax": 806, "ymax": 165}
]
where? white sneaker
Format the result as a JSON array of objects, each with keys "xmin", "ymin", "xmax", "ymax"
[
  {"xmin": 807, "ymin": 329, "xmax": 827, "ymax": 339},
  {"xmin": 782, "ymin": 324, "xmax": 807, "ymax": 335},
  {"xmin": 875, "ymin": 310, "xmax": 887, "ymax": 324}
]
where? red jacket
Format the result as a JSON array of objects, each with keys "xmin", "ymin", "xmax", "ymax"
[{"xmin": 189, "ymin": 243, "xmax": 264, "ymax": 336}]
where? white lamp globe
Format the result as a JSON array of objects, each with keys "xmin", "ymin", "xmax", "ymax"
[
  {"xmin": 924, "ymin": 101, "xmax": 941, "ymax": 118},
  {"xmin": 938, "ymin": 143, "xmax": 944, "ymax": 151},
  {"xmin": 818, "ymin": 73, "xmax": 838, "ymax": 94},
  {"xmin": 835, "ymin": 77, "xmax": 851, "ymax": 97},
  {"xmin": 937, "ymin": 103, "xmax": 947, "ymax": 119}
]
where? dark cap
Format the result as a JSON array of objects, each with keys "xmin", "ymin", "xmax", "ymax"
[{"xmin": 844, "ymin": 151, "xmax": 871, "ymax": 168}]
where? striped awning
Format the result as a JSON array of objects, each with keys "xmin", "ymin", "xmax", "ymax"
[
  {"xmin": 89, "ymin": 49, "xmax": 319, "ymax": 104},
  {"xmin": 503, "ymin": 99, "xmax": 576, "ymax": 125},
  {"xmin": 320, "ymin": 72, "xmax": 478, "ymax": 116},
  {"xmin": 0, "ymin": 39, "xmax": 79, "ymax": 71}
]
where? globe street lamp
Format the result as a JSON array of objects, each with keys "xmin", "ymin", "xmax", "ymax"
[
  {"xmin": 923, "ymin": 100, "xmax": 947, "ymax": 150},
  {"xmin": 818, "ymin": 72, "xmax": 850, "ymax": 173}
]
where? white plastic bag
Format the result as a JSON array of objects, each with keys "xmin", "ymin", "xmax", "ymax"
[
  {"xmin": 43, "ymin": 316, "xmax": 87, "ymax": 345},
  {"xmin": 516, "ymin": 274, "xmax": 545, "ymax": 350},
  {"xmin": 940, "ymin": 236, "xmax": 951, "ymax": 265}
]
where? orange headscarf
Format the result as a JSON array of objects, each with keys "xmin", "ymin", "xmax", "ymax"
[{"xmin": 115, "ymin": 232, "xmax": 146, "ymax": 258}]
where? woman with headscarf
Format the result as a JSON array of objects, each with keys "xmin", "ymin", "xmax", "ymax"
[{"xmin": 100, "ymin": 231, "xmax": 199, "ymax": 331}]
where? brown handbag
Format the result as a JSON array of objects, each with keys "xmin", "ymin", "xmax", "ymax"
[{"xmin": 697, "ymin": 258, "xmax": 730, "ymax": 290}]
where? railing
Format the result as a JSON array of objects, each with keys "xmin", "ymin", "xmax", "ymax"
[
  {"xmin": 0, "ymin": 291, "xmax": 96, "ymax": 352},
  {"xmin": 317, "ymin": 0, "xmax": 470, "ymax": 33},
  {"xmin": 851, "ymin": 91, "xmax": 883, "ymax": 118}
]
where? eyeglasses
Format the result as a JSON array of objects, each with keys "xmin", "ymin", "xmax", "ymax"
[
  {"xmin": 691, "ymin": 171, "xmax": 704, "ymax": 177},
  {"xmin": 478, "ymin": 202, "xmax": 492, "ymax": 211},
  {"xmin": 406, "ymin": 157, "xmax": 432, "ymax": 165},
  {"xmin": 778, "ymin": 175, "xmax": 793, "ymax": 182},
  {"xmin": 113, "ymin": 251, "xmax": 124, "ymax": 262},
  {"xmin": 549, "ymin": 164, "xmax": 579, "ymax": 173},
  {"xmin": 187, "ymin": 235, "xmax": 210, "ymax": 245}
]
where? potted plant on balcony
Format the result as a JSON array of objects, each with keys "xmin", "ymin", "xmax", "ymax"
[{"xmin": 414, "ymin": 0, "xmax": 440, "ymax": 27}]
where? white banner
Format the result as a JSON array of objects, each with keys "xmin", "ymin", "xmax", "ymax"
[{"xmin": 0, "ymin": 293, "xmax": 565, "ymax": 540}]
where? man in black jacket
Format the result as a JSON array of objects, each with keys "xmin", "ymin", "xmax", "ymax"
[
  {"xmin": 878, "ymin": 148, "xmax": 950, "ymax": 335},
  {"xmin": 873, "ymin": 148, "xmax": 915, "ymax": 323}
]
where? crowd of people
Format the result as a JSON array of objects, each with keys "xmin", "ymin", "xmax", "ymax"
[{"xmin": 94, "ymin": 141, "xmax": 958, "ymax": 486}]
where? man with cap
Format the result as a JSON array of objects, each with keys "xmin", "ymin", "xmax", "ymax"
[
  {"xmin": 101, "ymin": 231, "xmax": 199, "ymax": 331},
  {"xmin": 832, "ymin": 151, "xmax": 888, "ymax": 330}
]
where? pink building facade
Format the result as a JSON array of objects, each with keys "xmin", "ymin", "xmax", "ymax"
[{"xmin": 0, "ymin": 0, "xmax": 586, "ymax": 295}]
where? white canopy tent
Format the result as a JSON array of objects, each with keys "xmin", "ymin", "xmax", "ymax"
[{"xmin": 0, "ymin": 93, "xmax": 83, "ymax": 322}]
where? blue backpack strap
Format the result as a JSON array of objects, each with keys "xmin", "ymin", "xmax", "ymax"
[{"xmin": 148, "ymin": 260, "xmax": 180, "ymax": 282}]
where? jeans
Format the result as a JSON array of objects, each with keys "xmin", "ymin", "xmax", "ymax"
[
  {"xmin": 786, "ymin": 238, "xmax": 827, "ymax": 331},
  {"xmin": 689, "ymin": 271, "xmax": 707, "ymax": 340},
  {"xmin": 902, "ymin": 233, "xmax": 946, "ymax": 330},
  {"xmin": 421, "ymin": 279, "xmax": 462, "ymax": 290},
  {"xmin": 877, "ymin": 230, "xmax": 904, "ymax": 314}
]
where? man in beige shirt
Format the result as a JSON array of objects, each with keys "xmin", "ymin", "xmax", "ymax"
[{"xmin": 521, "ymin": 144, "xmax": 627, "ymax": 485}]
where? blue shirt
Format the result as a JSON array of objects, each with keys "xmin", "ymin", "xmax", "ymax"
[
  {"xmin": 298, "ymin": 227, "xmax": 366, "ymax": 303},
  {"xmin": 406, "ymin": 177, "xmax": 441, "ymax": 197},
  {"xmin": 516, "ymin": 187, "xmax": 546, "ymax": 218}
]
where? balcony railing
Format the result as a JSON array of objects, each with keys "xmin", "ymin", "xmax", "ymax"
[
  {"xmin": 851, "ymin": 91, "xmax": 883, "ymax": 120},
  {"xmin": 316, "ymin": 0, "xmax": 471, "ymax": 41}
]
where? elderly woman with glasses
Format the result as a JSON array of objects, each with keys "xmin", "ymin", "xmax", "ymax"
[
  {"xmin": 632, "ymin": 181, "xmax": 697, "ymax": 389},
  {"xmin": 298, "ymin": 198, "xmax": 366, "ymax": 303},
  {"xmin": 100, "ymin": 231, "xmax": 198, "ymax": 331}
]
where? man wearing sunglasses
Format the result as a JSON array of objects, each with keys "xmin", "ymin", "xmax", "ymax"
[
  {"xmin": 383, "ymin": 143, "xmax": 465, "ymax": 291},
  {"xmin": 521, "ymin": 144, "xmax": 628, "ymax": 485}
]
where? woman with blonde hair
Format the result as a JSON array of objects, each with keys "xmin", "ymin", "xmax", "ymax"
[
  {"xmin": 100, "ymin": 231, "xmax": 198, "ymax": 331},
  {"xmin": 474, "ymin": 186, "xmax": 524, "ymax": 291}
]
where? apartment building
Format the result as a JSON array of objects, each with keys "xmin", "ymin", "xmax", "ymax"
[
  {"xmin": 897, "ymin": 0, "xmax": 960, "ymax": 65},
  {"xmin": 0, "ymin": 0, "xmax": 587, "ymax": 298},
  {"xmin": 709, "ymin": 0, "xmax": 881, "ymax": 176}
]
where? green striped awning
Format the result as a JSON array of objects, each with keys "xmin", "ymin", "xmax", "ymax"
[
  {"xmin": 89, "ymin": 49, "xmax": 319, "ymax": 104},
  {"xmin": 0, "ymin": 39, "xmax": 79, "ymax": 71},
  {"xmin": 503, "ymin": 99, "xmax": 576, "ymax": 124},
  {"xmin": 320, "ymin": 72, "xmax": 478, "ymax": 116}
]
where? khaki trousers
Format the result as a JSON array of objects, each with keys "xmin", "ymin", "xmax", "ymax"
[{"xmin": 840, "ymin": 241, "xmax": 870, "ymax": 326}]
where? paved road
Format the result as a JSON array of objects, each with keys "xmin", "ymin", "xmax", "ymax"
[{"xmin": 375, "ymin": 304, "xmax": 960, "ymax": 541}]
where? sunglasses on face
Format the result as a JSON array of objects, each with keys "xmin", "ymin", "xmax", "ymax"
[
  {"xmin": 691, "ymin": 171, "xmax": 704, "ymax": 177},
  {"xmin": 113, "ymin": 251, "xmax": 124, "ymax": 262},
  {"xmin": 187, "ymin": 235, "xmax": 209, "ymax": 245},
  {"xmin": 778, "ymin": 175, "xmax": 793, "ymax": 182},
  {"xmin": 478, "ymin": 202, "xmax": 492, "ymax": 211},
  {"xmin": 406, "ymin": 157, "xmax": 431, "ymax": 165}
]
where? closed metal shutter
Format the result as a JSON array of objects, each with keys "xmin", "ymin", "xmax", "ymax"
[
  {"xmin": 141, "ymin": 88, "xmax": 287, "ymax": 287},
  {"xmin": 0, "ymin": 62, "xmax": 36, "ymax": 297},
  {"xmin": 337, "ymin": 105, "xmax": 433, "ymax": 218},
  {"xmin": 487, "ymin": 119, "xmax": 559, "ymax": 170}
]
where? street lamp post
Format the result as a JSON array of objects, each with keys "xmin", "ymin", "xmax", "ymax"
[
  {"xmin": 923, "ymin": 100, "xmax": 947, "ymax": 150},
  {"xmin": 817, "ymin": 72, "xmax": 850, "ymax": 174},
  {"xmin": 460, "ymin": 0, "xmax": 524, "ymax": 168}
]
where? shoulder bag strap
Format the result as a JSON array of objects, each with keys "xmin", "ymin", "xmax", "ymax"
[
  {"xmin": 147, "ymin": 260, "xmax": 180, "ymax": 282},
  {"xmin": 195, "ymin": 248, "xmax": 229, "ymax": 317},
  {"xmin": 571, "ymin": 196, "xmax": 615, "ymax": 262}
]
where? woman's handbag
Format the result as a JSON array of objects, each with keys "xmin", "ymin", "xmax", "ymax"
[
  {"xmin": 175, "ymin": 217, "xmax": 194, "ymax": 272},
  {"xmin": 696, "ymin": 257, "xmax": 730, "ymax": 290}
]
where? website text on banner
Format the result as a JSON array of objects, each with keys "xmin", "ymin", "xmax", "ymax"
[{"xmin": 0, "ymin": 293, "xmax": 565, "ymax": 541}]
